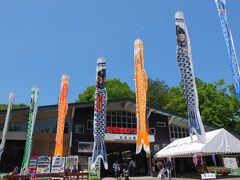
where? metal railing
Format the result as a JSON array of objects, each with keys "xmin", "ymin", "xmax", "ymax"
[{"xmin": 3, "ymin": 172, "xmax": 89, "ymax": 180}]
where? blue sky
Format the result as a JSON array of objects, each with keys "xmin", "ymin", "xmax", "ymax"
[{"xmin": 0, "ymin": 0, "xmax": 240, "ymax": 106}]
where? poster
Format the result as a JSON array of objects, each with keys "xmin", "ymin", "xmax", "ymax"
[
  {"xmin": 29, "ymin": 156, "xmax": 38, "ymax": 175},
  {"xmin": 51, "ymin": 157, "xmax": 65, "ymax": 173},
  {"xmin": 36, "ymin": 156, "xmax": 51, "ymax": 174},
  {"xmin": 223, "ymin": 157, "xmax": 238, "ymax": 169},
  {"xmin": 65, "ymin": 156, "xmax": 78, "ymax": 172},
  {"xmin": 88, "ymin": 157, "xmax": 100, "ymax": 180}
]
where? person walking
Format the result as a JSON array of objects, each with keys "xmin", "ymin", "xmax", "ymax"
[
  {"xmin": 165, "ymin": 157, "xmax": 173, "ymax": 180},
  {"xmin": 113, "ymin": 160, "xmax": 120, "ymax": 180},
  {"xmin": 129, "ymin": 159, "xmax": 136, "ymax": 177}
]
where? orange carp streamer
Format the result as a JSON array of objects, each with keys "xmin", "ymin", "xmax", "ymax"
[
  {"xmin": 54, "ymin": 75, "xmax": 69, "ymax": 157},
  {"xmin": 134, "ymin": 39, "xmax": 150, "ymax": 154}
]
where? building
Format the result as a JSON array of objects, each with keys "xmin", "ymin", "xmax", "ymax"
[{"xmin": 0, "ymin": 99, "xmax": 215, "ymax": 176}]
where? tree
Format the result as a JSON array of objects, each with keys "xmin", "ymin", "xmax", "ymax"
[
  {"xmin": 165, "ymin": 78, "xmax": 240, "ymax": 133},
  {"xmin": 147, "ymin": 78, "xmax": 170, "ymax": 107},
  {"xmin": 76, "ymin": 78, "xmax": 135, "ymax": 102},
  {"xmin": 165, "ymin": 85, "xmax": 187, "ymax": 115},
  {"xmin": 0, "ymin": 103, "xmax": 28, "ymax": 110}
]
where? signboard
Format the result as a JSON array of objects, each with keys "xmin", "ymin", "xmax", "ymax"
[
  {"xmin": 223, "ymin": 157, "xmax": 238, "ymax": 169},
  {"xmin": 51, "ymin": 157, "xmax": 65, "ymax": 173},
  {"xmin": 37, "ymin": 156, "xmax": 51, "ymax": 174},
  {"xmin": 65, "ymin": 156, "xmax": 78, "ymax": 172},
  {"xmin": 106, "ymin": 126, "xmax": 150, "ymax": 134},
  {"xmin": 88, "ymin": 157, "xmax": 100, "ymax": 180},
  {"xmin": 29, "ymin": 156, "xmax": 38, "ymax": 175},
  {"xmin": 201, "ymin": 173, "xmax": 216, "ymax": 179}
]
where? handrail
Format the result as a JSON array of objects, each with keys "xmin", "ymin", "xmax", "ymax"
[{"xmin": 3, "ymin": 172, "xmax": 89, "ymax": 180}]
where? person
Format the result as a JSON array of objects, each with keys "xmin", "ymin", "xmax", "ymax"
[
  {"xmin": 72, "ymin": 165, "xmax": 78, "ymax": 173},
  {"xmin": 157, "ymin": 161, "xmax": 163, "ymax": 172},
  {"xmin": 158, "ymin": 166, "xmax": 166, "ymax": 180},
  {"xmin": 64, "ymin": 165, "xmax": 71, "ymax": 174},
  {"xmin": 165, "ymin": 157, "xmax": 173, "ymax": 180},
  {"xmin": 122, "ymin": 162, "xmax": 129, "ymax": 180},
  {"xmin": 113, "ymin": 160, "xmax": 120, "ymax": 180},
  {"xmin": 129, "ymin": 159, "xmax": 136, "ymax": 177},
  {"xmin": 123, "ymin": 168, "xmax": 129, "ymax": 180}
]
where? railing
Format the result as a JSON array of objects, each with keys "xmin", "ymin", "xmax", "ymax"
[
  {"xmin": 207, "ymin": 167, "xmax": 230, "ymax": 175},
  {"xmin": 3, "ymin": 172, "xmax": 89, "ymax": 180}
]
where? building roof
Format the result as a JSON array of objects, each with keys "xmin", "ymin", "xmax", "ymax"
[{"xmin": 0, "ymin": 99, "xmax": 215, "ymax": 131}]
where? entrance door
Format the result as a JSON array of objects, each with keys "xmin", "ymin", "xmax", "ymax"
[{"xmin": 101, "ymin": 143, "xmax": 149, "ymax": 177}]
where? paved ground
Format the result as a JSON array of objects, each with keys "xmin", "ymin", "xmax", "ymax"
[{"xmin": 103, "ymin": 176, "xmax": 240, "ymax": 180}]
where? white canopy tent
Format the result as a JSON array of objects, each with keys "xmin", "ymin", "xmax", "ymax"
[{"xmin": 154, "ymin": 128, "xmax": 240, "ymax": 158}]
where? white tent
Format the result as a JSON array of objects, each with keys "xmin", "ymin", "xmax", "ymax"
[{"xmin": 154, "ymin": 128, "xmax": 240, "ymax": 158}]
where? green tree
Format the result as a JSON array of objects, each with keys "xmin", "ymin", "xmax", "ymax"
[
  {"xmin": 0, "ymin": 103, "xmax": 28, "ymax": 110},
  {"xmin": 165, "ymin": 85, "xmax": 186, "ymax": 115},
  {"xmin": 147, "ymin": 78, "xmax": 170, "ymax": 107},
  {"xmin": 76, "ymin": 78, "xmax": 135, "ymax": 102},
  {"xmin": 165, "ymin": 78, "xmax": 240, "ymax": 133}
]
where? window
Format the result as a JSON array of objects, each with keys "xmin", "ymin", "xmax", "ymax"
[
  {"xmin": 150, "ymin": 128, "xmax": 156, "ymax": 135},
  {"xmin": 78, "ymin": 142, "xmax": 93, "ymax": 153},
  {"xmin": 87, "ymin": 120, "xmax": 93, "ymax": 130},
  {"xmin": 156, "ymin": 122, "xmax": 166, "ymax": 127},
  {"xmin": 75, "ymin": 125, "xmax": 84, "ymax": 134},
  {"xmin": 154, "ymin": 144, "xmax": 160, "ymax": 152},
  {"xmin": 106, "ymin": 111, "xmax": 137, "ymax": 130}
]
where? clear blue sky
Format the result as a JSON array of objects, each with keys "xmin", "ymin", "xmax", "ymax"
[{"xmin": 0, "ymin": 0, "xmax": 240, "ymax": 106}]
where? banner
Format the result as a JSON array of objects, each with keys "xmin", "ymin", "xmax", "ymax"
[
  {"xmin": 88, "ymin": 157, "xmax": 100, "ymax": 180},
  {"xmin": 51, "ymin": 157, "xmax": 65, "ymax": 173},
  {"xmin": 36, "ymin": 156, "xmax": 51, "ymax": 174},
  {"xmin": 65, "ymin": 156, "xmax": 78, "ymax": 172},
  {"xmin": 175, "ymin": 11, "xmax": 206, "ymax": 143},
  {"xmin": 91, "ymin": 57, "xmax": 108, "ymax": 170},
  {"xmin": 215, "ymin": 0, "xmax": 240, "ymax": 100},
  {"xmin": 29, "ymin": 156, "xmax": 38, "ymax": 175},
  {"xmin": 54, "ymin": 75, "xmax": 69, "ymax": 157},
  {"xmin": 0, "ymin": 92, "xmax": 14, "ymax": 162},
  {"xmin": 20, "ymin": 87, "xmax": 39, "ymax": 175},
  {"xmin": 134, "ymin": 38, "xmax": 150, "ymax": 154}
]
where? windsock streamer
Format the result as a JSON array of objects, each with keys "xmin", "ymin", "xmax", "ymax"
[
  {"xmin": 91, "ymin": 57, "xmax": 108, "ymax": 170},
  {"xmin": 175, "ymin": 11, "xmax": 207, "ymax": 144},
  {"xmin": 134, "ymin": 39, "xmax": 150, "ymax": 154},
  {"xmin": 214, "ymin": 0, "xmax": 240, "ymax": 100},
  {"xmin": 20, "ymin": 87, "xmax": 39, "ymax": 175},
  {"xmin": 0, "ymin": 92, "xmax": 15, "ymax": 162},
  {"xmin": 54, "ymin": 75, "xmax": 69, "ymax": 157}
]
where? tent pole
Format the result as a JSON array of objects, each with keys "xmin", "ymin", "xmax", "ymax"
[{"xmin": 173, "ymin": 157, "xmax": 176, "ymax": 178}]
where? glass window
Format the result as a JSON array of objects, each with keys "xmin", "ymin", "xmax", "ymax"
[
  {"xmin": 75, "ymin": 125, "xmax": 84, "ymax": 134},
  {"xmin": 156, "ymin": 122, "xmax": 166, "ymax": 127},
  {"xmin": 150, "ymin": 128, "xmax": 156, "ymax": 135},
  {"xmin": 106, "ymin": 110, "xmax": 136, "ymax": 130},
  {"xmin": 87, "ymin": 120, "xmax": 93, "ymax": 130},
  {"xmin": 107, "ymin": 122, "xmax": 111, "ymax": 127}
]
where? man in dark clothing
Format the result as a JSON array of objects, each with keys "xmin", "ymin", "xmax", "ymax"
[{"xmin": 165, "ymin": 158, "xmax": 173, "ymax": 180}]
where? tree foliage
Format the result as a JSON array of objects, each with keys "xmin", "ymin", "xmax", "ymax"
[
  {"xmin": 147, "ymin": 78, "xmax": 169, "ymax": 107},
  {"xmin": 76, "ymin": 77, "xmax": 240, "ymax": 134},
  {"xmin": 0, "ymin": 103, "xmax": 28, "ymax": 110},
  {"xmin": 76, "ymin": 78, "xmax": 135, "ymax": 102},
  {"xmin": 164, "ymin": 78, "xmax": 240, "ymax": 134}
]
